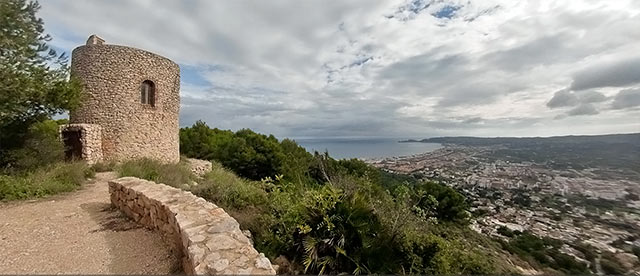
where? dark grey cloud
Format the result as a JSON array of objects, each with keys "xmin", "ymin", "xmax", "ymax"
[
  {"xmin": 483, "ymin": 33, "xmax": 574, "ymax": 71},
  {"xmin": 437, "ymin": 82, "xmax": 508, "ymax": 107},
  {"xmin": 567, "ymin": 103, "xmax": 599, "ymax": 116},
  {"xmin": 547, "ymin": 90, "xmax": 579, "ymax": 108},
  {"xmin": 578, "ymin": 90, "xmax": 607, "ymax": 103},
  {"xmin": 379, "ymin": 51, "xmax": 526, "ymax": 108},
  {"xmin": 546, "ymin": 90, "xmax": 607, "ymax": 112},
  {"xmin": 570, "ymin": 57, "xmax": 640, "ymax": 90},
  {"xmin": 612, "ymin": 88, "xmax": 640, "ymax": 109},
  {"xmin": 379, "ymin": 52, "xmax": 469, "ymax": 86},
  {"xmin": 426, "ymin": 116, "xmax": 544, "ymax": 131}
]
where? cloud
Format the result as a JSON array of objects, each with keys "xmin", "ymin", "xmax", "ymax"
[
  {"xmin": 546, "ymin": 89, "xmax": 607, "ymax": 110},
  {"xmin": 37, "ymin": 0, "xmax": 640, "ymax": 138},
  {"xmin": 545, "ymin": 89, "xmax": 608, "ymax": 116},
  {"xmin": 547, "ymin": 90, "xmax": 578, "ymax": 108},
  {"xmin": 570, "ymin": 57, "xmax": 640, "ymax": 91},
  {"xmin": 567, "ymin": 103, "xmax": 599, "ymax": 116},
  {"xmin": 578, "ymin": 90, "xmax": 607, "ymax": 103},
  {"xmin": 463, "ymin": 117, "xmax": 483, "ymax": 124},
  {"xmin": 483, "ymin": 33, "xmax": 576, "ymax": 71},
  {"xmin": 612, "ymin": 88, "xmax": 640, "ymax": 109}
]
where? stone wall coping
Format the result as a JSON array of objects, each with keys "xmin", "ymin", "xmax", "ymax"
[
  {"xmin": 108, "ymin": 177, "xmax": 275, "ymax": 275},
  {"xmin": 60, "ymin": 123, "xmax": 101, "ymax": 128},
  {"xmin": 72, "ymin": 43, "xmax": 179, "ymax": 71}
]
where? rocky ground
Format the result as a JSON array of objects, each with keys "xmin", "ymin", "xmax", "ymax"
[{"xmin": 0, "ymin": 172, "xmax": 180, "ymax": 274}]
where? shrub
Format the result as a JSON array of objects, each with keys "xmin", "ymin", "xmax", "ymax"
[
  {"xmin": 502, "ymin": 231, "xmax": 590, "ymax": 274},
  {"xmin": 599, "ymin": 252, "xmax": 627, "ymax": 275},
  {"xmin": 117, "ymin": 158, "xmax": 194, "ymax": 188},
  {"xmin": 180, "ymin": 121, "xmax": 288, "ymax": 180},
  {"xmin": 625, "ymin": 192, "xmax": 639, "ymax": 201},
  {"xmin": 192, "ymin": 162, "xmax": 268, "ymax": 210},
  {"xmin": 548, "ymin": 251, "xmax": 589, "ymax": 274},
  {"xmin": 0, "ymin": 162, "xmax": 93, "ymax": 200},
  {"xmin": 4, "ymin": 120, "xmax": 66, "ymax": 172},
  {"xmin": 399, "ymin": 229, "xmax": 493, "ymax": 275},
  {"xmin": 600, "ymin": 258, "xmax": 626, "ymax": 275},
  {"xmin": 296, "ymin": 185, "xmax": 391, "ymax": 274},
  {"xmin": 571, "ymin": 242, "xmax": 597, "ymax": 263},
  {"xmin": 413, "ymin": 181, "xmax": 469, "ymax": 223},
  {"xmin": 633, "ymin": 246, "xmax": 640, "ymax": 260},
  {"xmin": 91, "ymin": 161, "xmax": 117, "ymax": 172},
  {"xmin": 497, "ymin": 226, "xmax": 515, "ymax": 237}
]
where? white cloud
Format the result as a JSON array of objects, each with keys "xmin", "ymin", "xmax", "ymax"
[{"xmin": 38, "ymin": 0, "xmax": 640, "ymax": 138}]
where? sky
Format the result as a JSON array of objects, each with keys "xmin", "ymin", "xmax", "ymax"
[{"xmin": 39, "ymin": 0, "xmax": 640, "ymax": 139}]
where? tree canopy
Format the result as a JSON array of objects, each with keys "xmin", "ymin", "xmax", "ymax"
[{"xmin": 0, "ymin": 0, "xmax": 81, "ymax": 166}]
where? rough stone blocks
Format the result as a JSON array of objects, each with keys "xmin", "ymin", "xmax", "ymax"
[
  {"xmin": 69, "ymin": 38, "xmax": 180, "ymax": 163},
  {"xmin": 108, "ymin": 177, "xmax": 276, "ymax": 275},
  {"xmin": 59, "ymin": 124, "xmax": 103, "ymax": 164}
]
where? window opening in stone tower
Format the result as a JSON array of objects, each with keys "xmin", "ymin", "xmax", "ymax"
[{"xmin": 141, "ymin": 80, "xmax": 155, "ymax": 106}]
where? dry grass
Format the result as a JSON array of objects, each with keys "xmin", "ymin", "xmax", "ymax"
[{"xmin": 0, "ymin": 162, "xmax": 94, "ymax": 201}]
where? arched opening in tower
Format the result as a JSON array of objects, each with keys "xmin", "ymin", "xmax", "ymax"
[{"xmin": 141, "ymin": 80, "xmax": 156, "ymax": 107}]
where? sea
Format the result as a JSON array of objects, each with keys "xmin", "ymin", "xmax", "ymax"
[{"xmin": 293, "ymin": 138, "xmax": 442, "ymax": 160}]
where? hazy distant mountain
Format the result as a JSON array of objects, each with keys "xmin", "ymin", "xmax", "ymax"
[
  {"xmin": 405, "ymin": 133, "xmax": 640, "ymax": 145},
  {"xmin": 402, "ymin": 133, "xmax": 640, "ymax": 173}
]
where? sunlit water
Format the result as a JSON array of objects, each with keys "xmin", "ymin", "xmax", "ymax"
[{"xmin": 294, "ymin": 138, "xmax": 441, "ymax": 160}]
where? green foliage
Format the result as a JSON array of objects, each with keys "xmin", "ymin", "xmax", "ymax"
[
  {"xmin": 117, "ymin": 158, "xmax": 193, "ymax": 186},
  {"xmin": 180, "ymin": 121, "xmax": 292, "ymax": 180},
  {"xmin": 298, "ymin": 185, "xmax": 388, "ymax": 274},
  {"xmin": 4, "ymin": 119, "xmax": 66, "ymax": 171},
  {"xmin": 378, "ymin": 171, "xmax": 420, "ymax": 191},
  {"xmin": 91, "ymin": 161, "xmax": 117, "ymax": 172},
  {"xmin": 501, "ymin": 231, "xmax": 590, "ymax": 274},
  {"xmin": 598, "ymin": 251, "xmax": 627, "ymax": 275},
  {"xmin": 117, "ymin": 158, "xmax": 195, "ymax": 188},
  {"xmin": 279, "ymin": 138, "xmax": 313, "ymax": 183},
  {"xmin": 511, "ymin": 191, "xmax": 532, "ymax": 207},
  {"xmin": 633, "ymin": 246, "xmax": 640, "ymax": 260},
  {"xmin": 0, "ymin": 0, "xmax": 82, "ymax": 166},
  {"xmin": 178, "ymin": 122, "xmax": 502, "ymax": 274},
  {"xmin": 497, "ymin": 226, "xmax": 515, "ymax": 237},
  {"xmin": 192, "ymin": 162, "xmax": 269, "ymax": 210},
  {"xmin": 412, "ymin": 181, "xmax": 469, "ymax": 223},
  {"xmin": 0, "ymin": 162, "xmax": 93, "ymax": 200},
  {"xmin": 625, "ymin": 192, "xmax": 639, "ymax": 201},
  {"xmin": 399, "ymin": 230, "xmax": 493, "ymax": 274},
  {"xmin": 600, "ymin": 257, "xmax": 625, "ymax": 275},
  {"xmin": 570, "ymin": 242, "xmax": 597, "ymax": 264}
]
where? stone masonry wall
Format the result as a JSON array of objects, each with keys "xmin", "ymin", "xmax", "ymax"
[
  {"xmin": 70, "ymin": 42, "xmax": 180, "ymax": 163},
  {"xmin": 59, "ymin": 124, "xmax": 103, "ymax": 164},
  {"xmin": 108, "ymin": 177, "xmax": 276, "ymax": 275}
]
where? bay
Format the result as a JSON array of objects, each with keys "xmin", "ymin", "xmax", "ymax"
[{"xmin": 294, "ymin": 138, "xmax": 441, "ymax": 160}]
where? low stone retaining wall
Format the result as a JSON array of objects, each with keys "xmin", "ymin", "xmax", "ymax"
[{"xmin": 108, "ymin": 177, "xmax": 276, "ymax": 275}]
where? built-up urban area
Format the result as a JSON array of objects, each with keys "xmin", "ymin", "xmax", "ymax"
[{"xmin": 369, "ymin": 136, "xmax": 640, "ymax": 274}]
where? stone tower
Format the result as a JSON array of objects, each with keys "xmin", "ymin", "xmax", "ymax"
[{"xmin": 60, "ymin": 35, "xmax": 180, "ymax": 164}]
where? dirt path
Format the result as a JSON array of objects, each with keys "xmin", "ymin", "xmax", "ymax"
[{"xmin": 0, "ymin": 172, "xmax": 180, "ymax": 274}]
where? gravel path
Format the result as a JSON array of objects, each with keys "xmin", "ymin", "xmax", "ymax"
[{"xmin": 0, "ymin": 172, "xmax": 180, "ymax": 274}]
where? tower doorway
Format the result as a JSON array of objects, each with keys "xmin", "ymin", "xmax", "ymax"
[{"xmin": 62, "ymin": 130, "xmax": 82, "ymax": 161}]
